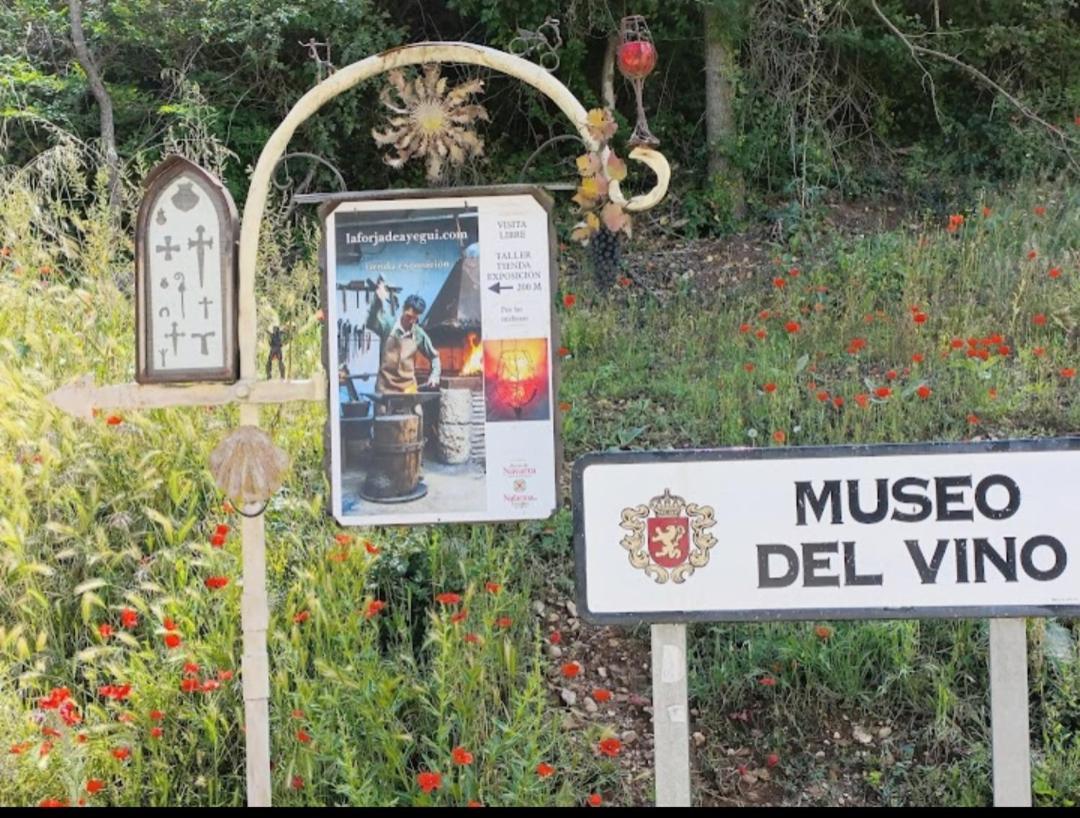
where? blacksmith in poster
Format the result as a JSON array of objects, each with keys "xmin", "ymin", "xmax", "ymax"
[{"xmin": 365, "ymin": 281, "xmax": 441, "ymax": 401}]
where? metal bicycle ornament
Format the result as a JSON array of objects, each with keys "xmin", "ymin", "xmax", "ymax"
[
  {"xmin": 50, "ymin": 39, "xmax": 670, "ymax": 808},
  {"xmin": 508, "ymin": 17, "xmax": 562, "ymax": 72},
  {"xmin": 618, "ymin": 15, "xmax": 660, "ymax": 148}
]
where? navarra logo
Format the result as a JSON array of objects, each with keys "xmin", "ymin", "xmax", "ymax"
[{"xmin": 619, "ymin": 489, "xmax": 717, "ymax": 584}]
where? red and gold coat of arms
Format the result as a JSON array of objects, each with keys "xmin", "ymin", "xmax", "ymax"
[{"xmin": 619, "ymin": 489, "xmax": 717, "ymax": 584}]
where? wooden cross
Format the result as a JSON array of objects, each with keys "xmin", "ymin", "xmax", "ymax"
[{"xmin": 51, "ymin": 40, "xmax": 671, "ymax": 808}]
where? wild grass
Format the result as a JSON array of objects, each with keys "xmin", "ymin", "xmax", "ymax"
[{"xmin": 0, "ymin": 139, "xmax": 1077, "ymax": 806}]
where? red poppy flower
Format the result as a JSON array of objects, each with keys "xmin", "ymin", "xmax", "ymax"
[
  {"xmin": 163, "ymin": 617, "xmax": 177, "ymax": 631},
  {"xmin": 435, "ymin": 592, "xmax": 462, "ymax": 606},
  {"xmin": 743, "ymin": 362, "xmax": 755, "ymax": 372},
  {"xmin": 98, "ymin": 623, "xmax": 114, "ymax": 639},
  {"xmin": 1027, "ymin": 250, "xmax": 1038, "ymax": 260},
  {"xmin": 917, "ymin": 385, "xmax": 931, "ymax": 399},
  {"xmin": 1033, "ymin": 313, "xmax": 1047, "ymax": 326},
  {"xmin": 784, "ymin": 321, "xmax": 800, "ymax": 333},
  {"xmin": 967, "ymin": 414, "xmax": 980, "ymax": 425},
  {"xmin": 204, "ymin": 576, "xmax": 229, "ymax": 590},
  {"xmin": 99, "ymin": 684, "xmax": 132, "ymax": 700},
  {"xmin": 763, "ymin": 382, "xmax": 777, "ymax": 394},
  {"xmin": 495, "ymin": 616, "xmax": 512, "ymax": 629},
  {"xmin": 120, "ymin": 608, "xmax": 139, "ymax": 629},
  {"xmin": 365, "ymin": 599, "xmax": 385, "ymax": 619},
  {"xmin": 293, "ymin": 610, "xmax": 310, "ymax": 624},
  {"xmin": 210, "ymin": 533, "xmax": 226, "ymax": 548},
  {"xmin": 200, "ymin": 679, "xmax": 221, "ymax": 693},
  {"xmin": 334, "ymin": 533, "xmax": 350, "ymax": 545},
  {"xmin": 76, "ymin": 732, "xmax": 88, "ymax": 744},
  {"xmin": 773, "ymin": 277, "xmax": 786, "ymax": 289},
  {"xmin": 997, "ymin": 345, "xmax": 1010, "ymax": 356},
  {"xmin": 618, "ymin": 276, "xmax": 632, "ymax": 288},
  {"xmin": 450, "ymin": 608, "xmax": 468, "ymax": 624},
  {"xmin": 759, "ymin": 676, "xmax": 777, "ymax": 687},
  {"xmin": 833, "ymin": 396, "xmax": 845, "ymax": 408},
  {"xmin": 562, "ymin": 294, "xmax": 577, "ymax": 308},
  {"xmin": 816, "ymin": 390, "xmax": 829, "ymax": 402},
  {"xmin": 912, "ymin": 353, "xmax": 924, "ymax": 364},
  {"xmin": 468, "ymin": 801, "xmax": 483, "ymax": 807},
  {"xmin": 536, "ymin": 762, "xmax": 555, "ymax": 778},
  {"xmin": 39, "ymin": 687, "xmax": 70, "ymax": 709},
  {"xmin": 772, "ymin": 430, "xmax": 786, "ymax": 444},
  {"xmin": 549, "ymin": 631, "xmax": 562, "ymax": 645},
  {"xmin": 451, "ymin": 746, "xmax": 474, "ymax": 766},
  {"xmin": 218, "ymin": 669, "xmax": 233, "ymax": 681},
  {"xmin": 884, "ymin": 370, "xmax": 897, "ymax": 381},
  {"xmin": 846, "ymin": 338, "xmax": 866, "ymax": 354},
  {"xmin": 364, "ymin": 540, "xmax": 380, "ymax": 555},
  {"xmin": 42, "ymin": 726, "xmax": 61, "ymax": 738},
  {"xmin": 950, "ymin": 338, "xmax": 963, "ymax": 350},
  {"xmin": 759, "ymin": 309, "xmax": 771, "ymax": 320},
  {"xmin": 1034, "ymin": 206, "xmax": 1046, "ymax": 217},
  {"xmin": 1061, "ymin": 368, "xmax": 1077, "ymax": 379},
  {"xmin": 558, "ymin": 345, "xmax": 571, "ymax": 357},
  {"xmin": 463, "ymin": 632, "xmax": 480, "ymax": 644},
  {"xmin": 85, "ymin": 779, "xmax": 105, "ymax": 795},
  {"xmin": 1049, "ymin": 267, "xmax": 1062, "ymax": 279},
  {"xmin": 559, "ymin": 401, "xmax": 572, "ymax": 412},
  {"xmin": 150, "ymin": 726, "xmax": 163, "ymax": 739},
  {"xmin": 296, "ymin": 729, "xmax": 311, "ymax": 744},
  {"xmin": 946, "ymin": 213, "xmax": 964, "ymax": 233},
  {"xmin": 755, "ymin": 328, "xmax": 767, "ymax": 340},
  {"xmin": 39, "ymin": 741, "xmax": 54, "ymax": 757},
  {"xmin": 982, "ymin": 206, "xmax": 991, "ymax": 217},
  {"xmin": 767, "ymin": 752, "xmax": 780, "ymax": 767},
  {"xmin": 106, "ymin": 415, "xmax": 123, "ymax": 426},
  {"xmin": 180, "ymin": 679, "xmax": 199, "ymax": 693},
  {"xmin": 291, "ymin": 776, "xmax": 304, "ymax": 790},
  {"xmin": 875, "ymin": 387, "xmax": 892, "ymax": 399},
  {"xmin": 111, "ymin": 747, "xmax": 131, "ymax": 761},
  {"xmin": 485, "ymin": 581, "xmax": 502, "ymax": 594},
  {"xmin": 59, "ymin": 702, "xmax": 81, "ymax": 726},
  {"xmin": 10, "ymin": 742, "xmax": 32, "ymax": 755},
  {"xmin": 417, "ymin": 771, "xmax": 442, "ymax": 794},
  {"xmin": 149, "ymin": 710, "xmax": 165, "ymax": 722},
  {"xmin": 598, "ymin": 737, "xmax": 622, "ymax": 757},
  {"xmin": 852, "ymin": 393, "xmax": 868, "ymax": 408},
  {"xmin": 183, "ymin": 662, "xmax": 200, "ymax": 676},
  {"xmin": 814, "ymin": 625, "xmax": 832, "ymax": 640},
  {"xmin": 163, "ymin": 633, "xmax": 181, "ymax": 649},
  {"xmin": 561, "ymin": 661, "xmax": 581, "ymax": 678},
  {"xmin": 39, "ymin": 799, "xmax": 67, "ymax": 808},
  {"xmin": 738, "ymin": 323, "xmax": 751, "ymax": 334}
]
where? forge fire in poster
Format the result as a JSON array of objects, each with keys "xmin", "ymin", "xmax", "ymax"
[{"xmin": 323, "ymin": 189, "xmax": 559, "ymax": 525}]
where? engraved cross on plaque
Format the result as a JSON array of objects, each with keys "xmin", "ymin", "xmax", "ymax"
[
  {"xmin": 166, "ymin": 321, "xmax": 186, "ymax": 355},
  {"xmin": 156, "ymin": 236, "xmax": 181, "ymax": 261},
  {"xmin": 188, "ymin": 225, "xmax": 215, "ymax": 287}
]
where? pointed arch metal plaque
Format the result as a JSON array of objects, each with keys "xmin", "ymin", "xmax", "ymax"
[{"xmin": 135, "ymin": 156, "xmax": 239, "ymax": 383}]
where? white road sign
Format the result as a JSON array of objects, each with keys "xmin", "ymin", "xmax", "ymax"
[{"xmin": 574, "ymin": 439, "xmax": 1080, "ymax": 622}]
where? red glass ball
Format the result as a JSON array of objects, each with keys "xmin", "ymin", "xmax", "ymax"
[{"xmin": 617, "ymin": 40, "xmax": 657, "ymax": 79}]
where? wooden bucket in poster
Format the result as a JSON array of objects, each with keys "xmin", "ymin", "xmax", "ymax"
[{"xmin": 361, "ymin": 414, "xmax": 426, "ymax": 501}]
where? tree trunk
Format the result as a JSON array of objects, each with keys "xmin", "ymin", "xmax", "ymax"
[
  {"xmin": 69, "ymin": 0, "xmax": 120, "ymax": 214},
  {"xmin": 703, "ymin": 3, "xmax": 745, "ymax": 218},
  {"xmin": 601, "ymin": 32, "xmax": 617, "ymax": 110}
]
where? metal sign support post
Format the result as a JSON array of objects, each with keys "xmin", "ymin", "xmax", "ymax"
[
  {"xmin": 651, "ymin": 623, "xmax": 691, "ymax": 806},
  {"xmin": 989, "ymin": 618, "xmax": 1032, "ymax": 807}
]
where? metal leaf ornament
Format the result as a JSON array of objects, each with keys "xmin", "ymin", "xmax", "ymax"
[
  {"xmin": 571, "ymin": 109, "xmax": 632, "ymax": 244},
  {"xmin": 372, "ymin": 64, "xmax": 490, "ymax": 182},
  {"xmin": 209, "ymin": 426, "xmax": 290, "ymax": 507}
]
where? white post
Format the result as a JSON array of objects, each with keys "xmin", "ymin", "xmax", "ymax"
[
  {"xmin": 989, "ymin": 618, "xmax": 1031, "ymax": 807},
  {"xmin": 650, "ymin": 623, "xmax": 691, "ymax": 807}
]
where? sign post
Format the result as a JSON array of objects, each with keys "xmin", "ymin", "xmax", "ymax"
[{"xmin": 573, "ymin": 440, "xmax": 1080, "ymax": 806}]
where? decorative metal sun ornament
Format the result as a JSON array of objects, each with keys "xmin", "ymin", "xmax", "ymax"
[{"xmin": 372, "ymin": 65, "xmax": 490, "ymax": 182}]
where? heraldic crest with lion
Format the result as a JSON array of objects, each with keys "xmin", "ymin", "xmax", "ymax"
[{"xmin": 619, "ymin": 488, "xmax": 717, "ymax": 584}]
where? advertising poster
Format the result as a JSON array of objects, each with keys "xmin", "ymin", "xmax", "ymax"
[{"xmin": 324, "ymin": 189, "xmax": 559, "ymax": 525}]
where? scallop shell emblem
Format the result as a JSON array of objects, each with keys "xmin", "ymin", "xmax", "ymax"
[{"xmin": 208, "ymin": 426, "xmax": 289, "ymax": 506}]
